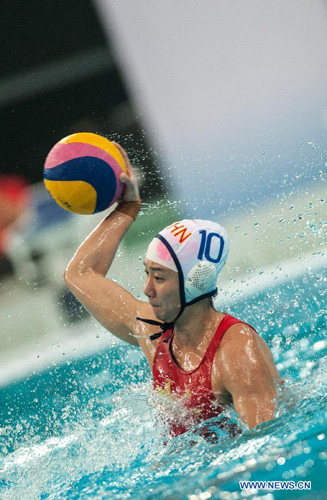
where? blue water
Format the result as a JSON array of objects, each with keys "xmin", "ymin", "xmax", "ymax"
[{"xmin": 1, "ymin": 261, "xmax": 327, "ymax": 499}]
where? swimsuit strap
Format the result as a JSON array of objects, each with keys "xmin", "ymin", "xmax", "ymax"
[{"xmin": 204, "ymin": 314, "xmax": 247, "ymax": 365}]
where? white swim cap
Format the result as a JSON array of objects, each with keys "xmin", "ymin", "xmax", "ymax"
[{"xmin": 146, "ymin": 219, "xmax": 229, "ymax": 307}]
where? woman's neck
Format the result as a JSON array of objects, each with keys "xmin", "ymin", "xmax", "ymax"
[{"xmin": 174, "ymin": 300, "xmax": 222, "ymax": 348}]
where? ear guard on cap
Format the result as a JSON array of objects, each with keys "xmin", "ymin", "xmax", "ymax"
[{"xmin": 185, "ymin": 261, "xmax": 217, "ymax": 299}]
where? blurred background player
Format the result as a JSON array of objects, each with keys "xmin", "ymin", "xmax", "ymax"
[{"xmin": 0, "ymin": 174, "xmax": 29, "ymax": 278}]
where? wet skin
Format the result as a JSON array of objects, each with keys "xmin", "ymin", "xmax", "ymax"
[{"xmin": 144, "ymin": 259, "xmax": 181, "ymax": 323}]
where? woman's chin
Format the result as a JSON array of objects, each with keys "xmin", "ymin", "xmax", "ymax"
[
  {"xmin": 151, "ymin": 305, "xmax": 179, "ymax": 323},
  {"xmin": 153, "ymin": 309, "xmax": 164, "ymax": 321},
  {"xmin": 152, "ymin": 307, "xmax": 168, "ymax": 322}
]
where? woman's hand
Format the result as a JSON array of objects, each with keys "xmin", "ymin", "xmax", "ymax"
[{"xmin": 113, "ymin": 142, "xmax": 140, "ymax": 202}]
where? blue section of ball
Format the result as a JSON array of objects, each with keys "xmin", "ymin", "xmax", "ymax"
[{"xmin": 44, "ymin": 156, "xmax": 117, "ymax": 213}]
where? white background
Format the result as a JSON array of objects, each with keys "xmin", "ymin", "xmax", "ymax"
[{"xmin": 95, "ymin": 0, "xmax": 327, "ymax": 217}]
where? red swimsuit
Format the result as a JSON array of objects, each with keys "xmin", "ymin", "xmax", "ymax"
[{"xmin": 152, "ymin": 314, "xmax": 251, "ymax": 436}]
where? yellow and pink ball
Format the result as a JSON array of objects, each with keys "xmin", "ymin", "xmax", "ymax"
[{"xmin": 44, "ymin": 133, "xmax": 126, "ymax": 215}]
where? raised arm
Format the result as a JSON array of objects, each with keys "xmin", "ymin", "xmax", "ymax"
[
  {"xmin": 218, "ymin": 324, "xmax": 280, "ymax": 429},
  {"xmin": 64, "ymin": 144, "xmax": 152, "ymax": 347}
]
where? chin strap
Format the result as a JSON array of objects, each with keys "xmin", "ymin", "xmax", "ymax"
[
  {"xmin": 136, "ymin": 302, "xmax": 186, "ymax": 343},
  {"xmin": 136, "ymin": 317, "xmax": 174, "ymax": 342},
  {"xmin": 137, "ymin": 289, "xmax": 217, "ymax": 343}
]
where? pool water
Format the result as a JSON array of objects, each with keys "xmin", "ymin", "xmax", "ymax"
[{"xmin": 0, "ymin": 258, "xmax": 327, "ymax": 499}]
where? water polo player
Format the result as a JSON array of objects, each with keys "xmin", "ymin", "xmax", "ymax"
[{"xmin": 64, "ymin": 143, "xmax": 281, "ymax": 435}]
